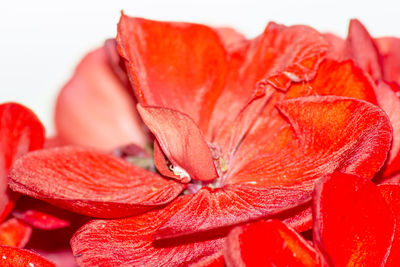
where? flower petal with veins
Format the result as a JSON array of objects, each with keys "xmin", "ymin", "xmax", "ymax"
[{"xmin": 8, "ymin": 147, "xmax": 185, "ymax": 218}]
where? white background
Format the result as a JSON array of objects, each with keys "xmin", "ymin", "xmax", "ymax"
[{"xmin": 1, "ymin": 0, "xmax": 399, "ymax": 135}]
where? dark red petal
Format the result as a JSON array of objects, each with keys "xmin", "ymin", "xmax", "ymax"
[
  {"xmin": 0, "ymin": 246, "xmax": 54, "ymax": 266},
  {"xmin": 313, "ymin": 172, "xmax": 395, "ymax": 266},
  {"xmin": 8, "ymin": 146, "xmax": 184, "ymax": 218},
  {"xmin": 286, "ymin": 59, "xmax": 377, "ymax": 104},
  {"xmin": 71, "ymin": 195, "xmax": 225, "ymax": 266},
  {"xmin": 228, "ymin": 96, "xmax": 392, "ymax": 189},
  {"xmin": 378, "ymin": 184, "xmax": 400, "ymax": 266},
  {"xmin": 281, "ymin": 203, "xmax": 312, "ymax": 232},
  {"xmin": 155, "ymin": 185, "xmax": 310, "ymax": 239},
  {"xmin": 224, "ymin": 220, "xmax": 319, "ymax": 267},
  {"xmin": 345, "ymin": 19, "xmax": 383, "ymax": 81},
  {"xmin": 374, "ymin": 81, "xmax": 400, "ymax": 177},
  {"xmin": 0, "ymin": 103, "xmax": 45, "ymax": 221},
  {"xmin": 117, "ymin": 14, "xmax": 228, "ymax": 133},
  {"xmin": 0, "ymin": 219, "xmax": 31, "ymax": 248},
  {"xmin": 138, "ymin": 105, "xmax": 217, "ymax": 182},
  {"xmin": 375, "ymin": 37, "xmax": 400, "ymax": 84},
  {"xmin": 55, "ymin": 46, "xmax": 148, "ymax": 150},
  {"xmin": 12, "ymin": 210, "xmax": 70, "ymax": 230}
]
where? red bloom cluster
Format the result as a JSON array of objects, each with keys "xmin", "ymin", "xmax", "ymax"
[{"xmin": 2, "ymin": 14, "xmax": 400, "ymax": 266}]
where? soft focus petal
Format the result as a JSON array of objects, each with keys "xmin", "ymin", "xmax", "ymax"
[
  {"xmin": 375, "ymin": 37, "xmax": 400, "ymax": 84},
  {"xmin": 378, "ymin": 184, "xmax": 400, "ymax": 266},
  {"xmin": 138, "ymin": 105, "xmax": 218, "ymax": 182},
  {"xmin": 155, "ymin": 185, "xmax": 310, "ymax": 239},
  {"xmin": 12, "ymin": 210, "xmax": 70, "ymax": 230},
  {"xmin": 313, "ymin": 173, "xmax": 395, "ymax": 266},
  {"xmin": 8, "ymin": 147, "xmax": 184, "ymax": 218},
  {"xmin": 0, "ymin": 219, "xmax": 31, "ymax": 248},
  {"xmin": 345, "ymin": 19, "xmax": 383, "ymax": 81},
  {"xmin": 228, "ymin": 96, "xmax": 392, "ymax": 189},
  {"xmin": 224, "ymin": 220, "xmax": 319, "ymax": 267},
  {"xmin": 117, "ymin": 14, "xmax": 228, "ymax": 133},
  {"xmin": 55, "ymin": 46, "xmax": 148, "ymax": 150},
  {"xmin": 189, "ymin": 251, "xmax": 224, "ymax": 267},
  {"xmin": 0, "ymin": 246, "xmax": 55, "ymax": 266},
  {"xmin": 0, "ymin": 103, "xmax": 45, "ymax": 221},
  {"xmin": 71, "ymin": 195, "xmax": 224, "ymax": 266},
  {"xmin": 374, "ymin": 81, "xmax": 400, "ymax": 177}
]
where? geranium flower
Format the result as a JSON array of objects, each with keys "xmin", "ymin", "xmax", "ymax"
[
  {"xmin": 223, "ymin": 172, "xmax": 400, "ymax": 266},
  {"xmin": 8, "ymin": 15, "xmax": 393, "ymax": 265}
]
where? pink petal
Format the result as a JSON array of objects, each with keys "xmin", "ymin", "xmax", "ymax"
[
  {"xmin": 313, "ymin": 172, "xmax": 395, "ymax": 266},
  {"xmin": 375, "ymin": 37, "xmax": 400, "ymax": 84},
  {"xmin": 345, "ymin": 19, "xmax": 383, "ymax": 81},
  {"xmin": 12, "ymin": 210, "xmax": 70, "ymax": 230},
  {"xmin": 137, "ymin": 105, "xmax": 218, "ymax": 182},
  {"xmin": 8, "ymin": 146, "xmax": 184, "ymax": 218},
  {"xmin": 55, "ymin": 45, "xmax": 148, "ymax": 150}
]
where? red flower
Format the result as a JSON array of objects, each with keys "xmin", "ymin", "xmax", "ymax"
[
  {"xmin": 8, "ymin": 15, "xmax": 393, "ymax": 265},
  {"xmin": 223, "ymin": 172, "xmax": 400, "ymax": 266}
]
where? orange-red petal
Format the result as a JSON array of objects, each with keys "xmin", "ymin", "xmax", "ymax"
[
  {"xmin": 227, "ymin": 96, "xmax": 392, "ymax": 189},
  {"xmin": 378, "ymin": 184, "xmax": 400, "ymax": 266},
  {"xmin": 117, "ymin": 14, "xmax": 228, "ymax": 133},
  {"xmin": 8, "ymin": 147, "xmax": 184, "ymax": 218},
  {"xmin": 224, "ymin": 220, "xmax": 320, "ymax": 267},
  {"xmin": 313, "ymin": 172, "xmax": 395, "ymax": 266},
  {"xmin": 0, "ymin": 219, "xmax": 31, "ymax": 248},
  {"xmin": 0, "ymin": 246, "xmax": 54, "ymax": 266}
]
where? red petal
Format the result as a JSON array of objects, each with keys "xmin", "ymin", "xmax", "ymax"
[
  {"xmin": 374, "ymin": 81, "xmax": 400, "ymax": 177},
  {"xmin": 281, "ymin": 203, "xmax": 312, "ymax": 232},
  {"xmin": 313, "ymin": 172, "xmax": 395, "ymax": 266},
  {"xmin": 0, "ymin": 246, "xmax": 54, "ymax": 266},
  {"xmin": 12, "ymin": 210, "xmax": 70, "ymax": 230},
  {"xmin": 155, "ymin": 185, "xmax": 310, "ymax": 239},
  {"xmin": 71, "ymin": 195, "xmax": 225, "ymax": 266},
  {"xmin": 323, "ymin": 33, "xmax": 345, "ymax": 59},
  {"xmin": 0, "ymin": 219, "xmax": 31, "ymax": 248},
  {"xmin": 227, "ymin": 96, "xmax": 392, "ymax": 189},
  {"xmin": 8, "ymin": 146, "xmax": 184, "ymax": 218},
  {"xmin": 224, "ymin": 220, "xmax": 319, "ymax": 266},
  {"xmin": 378, "ymin": 184, "xmax": 400, "ymax": 266},
  {"xmin": 55, "ymin": 46, "xmax": 148, "ymax": 150},
  {"xmin": 345, "ymin": 19, "xmax": 383, "ymax": 81},
  {"xmin": 153, "ymin": 140, "xmax": 186, "ymax": 182},
  {"xmin": 137, "ymin": 105, "xmax": 218, "ymax": 182},
  {"xmin": 189, "ymin": 251, "xmax": 224, "ymax": 267},
  {"xmin": 286, "ymin": 59, "xmax": 377, "ymax": 104},
  {"xmin": 375, "ymin": 37, "xmax": 400, "ymax": 84},
  {"xmin": 214, "ymin": 27, "xmax": 246, "ymax": 51},
  {"xmin": 0, "ymin": 103, "xmax": 45, "ymax": 221},
  {"xmin": 210, "ymin": 22, "xmax": 328, "ymax": 144},
  {"xmin": 117, "ymin": 14, "xmax": 228, "ymax": 133}
]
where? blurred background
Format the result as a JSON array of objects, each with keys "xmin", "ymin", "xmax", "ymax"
[{"xmin": 1, "ymin": 0, "xmax": 399, "ymax": 135}]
